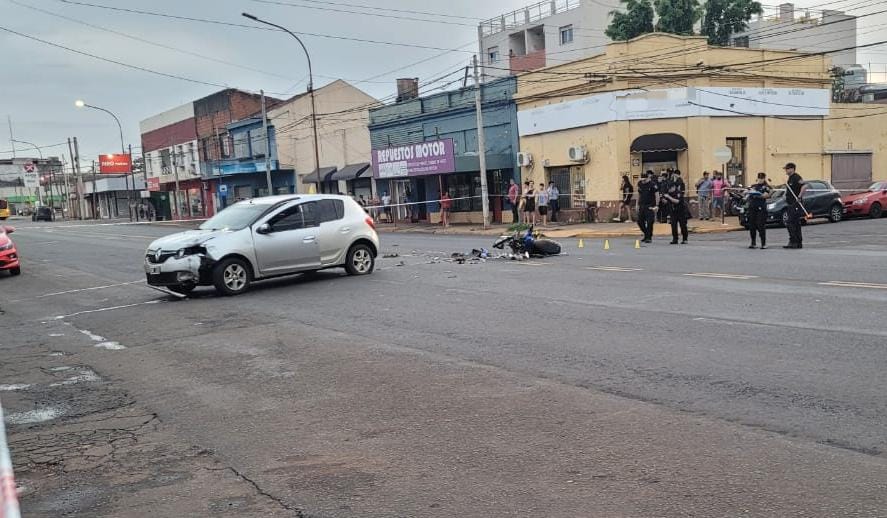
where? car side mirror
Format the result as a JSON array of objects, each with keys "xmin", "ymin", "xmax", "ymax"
[
  {"xmin": 2, "ymin": 226, "xmax": 14, "ymax": 234},
  {"xmin": 256, "ymin": 223, "xmax": 271, "ymax": 235}
]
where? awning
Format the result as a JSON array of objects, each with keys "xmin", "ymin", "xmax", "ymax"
[
  {"xmin": 631, "ymin": 133, "xmax": 688, "ymax": 153},
  {"xmin": 301, "ymin": 166, "xmax": 337, "ymax": 184},
  {"xmin": 330, "ymin": 163, "xmax": 370, "ymax": 181}
]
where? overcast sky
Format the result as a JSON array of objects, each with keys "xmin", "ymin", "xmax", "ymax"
[{"xmin": 2, "ymin": 0, "xmax": 885, "ymax": 165}]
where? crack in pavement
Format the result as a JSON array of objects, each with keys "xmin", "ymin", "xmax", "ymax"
[{"xmin": 204, "ymin": 466, "xmax": 307, "ymax": 517}]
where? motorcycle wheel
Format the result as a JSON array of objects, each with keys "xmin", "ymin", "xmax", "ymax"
[{"xmin": 534, "ymin": 239, "xmax": 562, "ymax": 256}]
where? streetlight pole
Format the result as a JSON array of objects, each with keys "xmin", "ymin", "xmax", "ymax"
[
  {"xmin": 75, "ymin": 99, "xmax": 134, "ymax": 221},
  {"xmin": 12, "ymin": 139, "xmax": 44, "ymax": 207},
  {"xmin": 242, "ymin": 13, "xmax": 320, "ymax": 196}
]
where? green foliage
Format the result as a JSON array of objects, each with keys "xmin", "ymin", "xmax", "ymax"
[
  {"xmin": 655, "ymin": 0, "xmax": 702, "ymax": 35},
  {"xmin": 606, "ymin": 0, "xmax": 655, "ymax": 41},
  {"xmin": 700, "ymin": 0, "xmax": 763, "ymax": 46}
]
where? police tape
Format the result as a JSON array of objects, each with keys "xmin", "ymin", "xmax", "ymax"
[{"xmin": 0, "ymin": 400, "xmax": 21, "ymax": 518}]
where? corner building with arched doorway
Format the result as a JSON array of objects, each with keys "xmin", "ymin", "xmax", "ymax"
[{"xmin": 514, "ymin": 33, "xmax": 887, "ymax": 222}]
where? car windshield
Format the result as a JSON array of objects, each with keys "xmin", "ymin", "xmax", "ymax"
[
  {"xmin": 199, "ymin": 203, "xmax": 269, "ymax": 231},
  {"xmin": 870, "ymin": 182, "xmax": 886, "ymax": 191},
  {"xmin": 770, "ymin": 186, "xmax": 786, "ymax": 199}
]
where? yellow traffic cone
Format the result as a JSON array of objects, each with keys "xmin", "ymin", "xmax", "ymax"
[
  {"xmin": 635, "ymin": 239, "xmax": 641, "ymax": 249},
  {"xmin": 604, "ymin": 239, "xmax": 611, "ymax": 251},
  {"xmin": 578, "ymin": 239, "xmax": 585, "ymax": 249}
]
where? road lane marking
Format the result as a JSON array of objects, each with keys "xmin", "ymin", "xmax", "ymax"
[
  {"xmin": 684, "ymin": 273, "xmax": 758, "ymax": 280},
  {"xmin": 586, "ymin": 266, "xmax": 643, "ymax": 272},
  {"xmin": 8, "ymin": 280, "xmax": 147, "ymax": 302},
  {"xmin": 515, "ymin": 261, "xmax": 549, "ymax": 266},
  {"xmin": 819, "ymin": 281, "xmax": 887, "ymax": 290},
  {"xmin": 54, "ymin": 299, "xmax": 163, "ymax": 320}
]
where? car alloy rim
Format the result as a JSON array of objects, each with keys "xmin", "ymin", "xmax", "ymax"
[
  {"xmin": 224, "ymin": 264, "xmax": 246, "ymax": 291},
  {"xmin": 832, "ymin": 207, "xmax": 842, "ymax": 220},
  {"xmin": 353, "ymin": 249, "xmax": 371, "ymax": 273}
]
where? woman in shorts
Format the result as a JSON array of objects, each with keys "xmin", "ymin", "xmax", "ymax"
[
  {"xmin": 523, "ymin": 181, "xmax": 536, "ymax": 225},
  {"xmin": 619, "ymin": 175, "xmax": 634, "ymax": 222}
]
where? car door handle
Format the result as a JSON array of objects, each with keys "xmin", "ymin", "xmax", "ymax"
[{"xmin": 303, "ymin": 236, "xmax": 316, "ymax": 243}]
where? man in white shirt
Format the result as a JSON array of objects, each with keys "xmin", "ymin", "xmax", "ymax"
[
  {"xmin": 381, "ymin": 191, "xmax": 392, "ymax": 222},
  {"xmin": 547, "ymin": 182, "xmax": 560, "ymax": 223}
]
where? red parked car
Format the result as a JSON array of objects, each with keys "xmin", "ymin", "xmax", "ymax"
[
  {"xmin": 843, "ymin": 181, "xmax": 887, "ymax": 219},
  {"xmin": 0, "ymin": 225, "xmax": 20, "ymax": 276}
]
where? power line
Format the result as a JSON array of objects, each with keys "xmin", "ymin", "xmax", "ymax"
[
  {"xmin": 258, "ymin": 0, "xmax": 485, "ymax": 21},
  {"xmin": 0, "ymin": 142, "xmax": 68, "ymax": 155},
  {"xmin": 55, "ymin": 0, "xmax": 474, "ymax": 53},
  {"xmin": 251, "ymin": 0, "xmax": 476, "ymax": 27},
  {"xmin": 10, "ymin": 0, "xmax": 298, "ymax": 81}
]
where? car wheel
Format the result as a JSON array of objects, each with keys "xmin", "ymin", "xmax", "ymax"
[
  {"xmin": 212, "ymin": 257, "xmax": 252, "ymax": 296},
  {"xmin": 780, "ymin": 209, "xmax": 789, "ymax": 227},
  {"xmin": 828, "ymin": 203, "xmax": 843, "ymax": 223},
  {"xmin": 10, "ymin": 267, "xmax": 21, "ymax": 276},
  {"xmin": 870, "ymin": 202, "xmax": 883, "ymax": 219},
  {"xmin": 345, "ymin": 243, "xmax": 374, "ymax": 276},
  {"xmin": 168, "ymin": 283, "xmax": 196, "ymax": 295}
]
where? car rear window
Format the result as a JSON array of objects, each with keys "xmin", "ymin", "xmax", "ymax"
[{"xmin": 318, "ymin": 199, "xmax": 344, "ymax": 223}]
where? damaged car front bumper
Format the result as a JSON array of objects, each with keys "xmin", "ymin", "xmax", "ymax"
[{"xmin": 144, "ymin": 249, "xmax": 214, "ymax": 287}]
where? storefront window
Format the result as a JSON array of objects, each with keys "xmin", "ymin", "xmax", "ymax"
[{"xmin": 726, "ymin": 137, "xmax": 747, "ymax": 186}]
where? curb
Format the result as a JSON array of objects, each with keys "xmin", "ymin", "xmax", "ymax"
[{"xmin": 380, "ymin": 224, "xmax": 745, "ymax": 239}]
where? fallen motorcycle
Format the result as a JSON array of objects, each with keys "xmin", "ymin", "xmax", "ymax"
[{"xmin": 492, "ymin": 226, "xmax": 562, "ymax": 257}]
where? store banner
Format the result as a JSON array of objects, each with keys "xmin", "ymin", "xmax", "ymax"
[
  {"xmin": 98, "ymin": 154, "xmax": 132, "ymax": 174},
  {"xmin": 146, "ymin": 177, "xmax": 161, "ymax": 192},
  {"xmin": 372, "ymin": 139, "xmax": 456, "ymax": 179}
]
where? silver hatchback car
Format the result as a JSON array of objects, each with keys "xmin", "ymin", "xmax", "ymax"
[{"xmin": 145, "ymin": 194, "xmax": 380, "ymax": 296}]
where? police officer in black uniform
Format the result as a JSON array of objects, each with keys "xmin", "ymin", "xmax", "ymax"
[
  {"xmin": 657, "ymin": 171, "xmax": 670, "ymax": 223},
  {"xmin": 662, "ymin": 169, "xmax": 689, "ymax": 244},
  {"xmin": 636, "ymin": 171, "xmax": 659, "ymax": 243},
  {"xmin": 783, "ymin": 163, "xmax": 807, "ymax": 249},
  {"xmin": 746, "ymin": 172, "xmax": 772, "ymax": 249}
]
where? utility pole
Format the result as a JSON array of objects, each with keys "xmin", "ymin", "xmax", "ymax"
[
  {"xmin": 67, "ymin": 138, "xmax": 79, "ymax": 219},
  {"xmin": 260, "ymin": 90, "xmax": 273, "ymax": 196},
  {"xmin": 62, "ymin": 150, "xmax": 73, "ymax": 219},
  {"xmin": 128, "ymin": 143, "xmax": 138, "ymax": 221},
  {"xmin": 472, "ymin": 54, "xmax": 490, "ymax": 229},
  {"xmin": 7, "ymin": 116, "xmax": 14, "ymax": 158}
]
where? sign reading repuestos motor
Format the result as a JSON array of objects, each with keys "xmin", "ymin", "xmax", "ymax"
[
  {"xmin": 372, "ymin": 139, "xmax": 455, "ymax": 179},
  {"xmin": 98, "ymin": 154, "xmax": 132, "ymax": 174}
]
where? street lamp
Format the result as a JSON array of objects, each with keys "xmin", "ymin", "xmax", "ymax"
[
  {"xmin": 242, "ymin": 12, "xmax": 321, "ymax": 194},
  {"xmin": 75, "ymin": 99, "xmax": 134, "ymax": 221}
]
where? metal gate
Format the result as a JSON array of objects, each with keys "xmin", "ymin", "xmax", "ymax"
[{"xmin": 831, "ymin": 153, "xmax": 872, "ymax": 191}]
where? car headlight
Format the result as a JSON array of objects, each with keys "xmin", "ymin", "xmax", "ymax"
[
  {"xmin": 767, "ymin": 204, "xmax": 776, "ymax": 210},
  {"xmin": 0, "ymin": 242, "xmax": 12, "ymax": 251},
  {"xmin": 176, "ymin": 246, "xmax": 205, "ymax": 259},
  {"xmin": 853, "ymin": 198, "xmax": 867, "ymax": 205}
]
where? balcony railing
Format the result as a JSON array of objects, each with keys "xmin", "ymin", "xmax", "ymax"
[{"xmin": 480, "ymin": 0, "xmax": 580, "ymax": 37}]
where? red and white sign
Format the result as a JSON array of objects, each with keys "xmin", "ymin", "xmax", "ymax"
[
  {"xmin": 98, "ymin": 154, "xmax": 132, "ymax": 174},
  {"xmin": 147, "ymin": 177, "xmax": 161, "ymax": 192},
  {"xmin": 23, "ymin": 162, "xmax": 35, "ymax": 173}
]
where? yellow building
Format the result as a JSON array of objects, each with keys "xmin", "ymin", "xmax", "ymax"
[{"xmin": 514, "ymin": 33, "xmax": 887, "ymax": 220}]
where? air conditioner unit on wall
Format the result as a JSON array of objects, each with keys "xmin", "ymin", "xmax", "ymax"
[
  {"xmin": 568, "ymin": 146, "xmax": 588, "ymax": 163},
  {"xmin": 517, "ymin": 152, "xmax": 533, "ymax": 167}
]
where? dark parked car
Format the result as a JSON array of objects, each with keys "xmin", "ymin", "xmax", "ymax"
[
  {"xmin": 765, "ymin": 180, "xmax": 844, "ymax": 226},
  {"xmin": 32, "ymin": 206, "xmax": 54, "ymax": 222}
]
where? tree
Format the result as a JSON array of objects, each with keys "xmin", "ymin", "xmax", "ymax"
[
  {"xmin": 606, "ymin": 0, "xmax": 655, "ymax": 41},
  {"xmin": 655, "ymin": 0, "xmax": 702, "ymax": 35},
  {"xmin": 700, "ymin": 0, "xmax": 763, "ymax": 46}
]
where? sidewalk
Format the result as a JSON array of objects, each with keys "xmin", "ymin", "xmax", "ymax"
[{"xmin": 377, "ymin": 218, "xmax": 744, "ymax": 238}]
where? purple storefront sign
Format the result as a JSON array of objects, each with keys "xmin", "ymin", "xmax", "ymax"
[{"xmin": 372, "ymin": 139, "xmax": 455, "ymax": 179}]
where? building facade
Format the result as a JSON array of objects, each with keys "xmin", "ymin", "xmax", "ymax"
[
  {"xmin": 368, "ymin": 77, "xmax": 520, "ymax": 224},
  {"xmin": 213, "ymin": 116, "xmax": 293, "ymax": 206},
  {"xmin": 730, "ymin": 3, "xmax": 857, "ymax": 67},
  {"xmin": 268, "ymin": 80, "xmax": 377, "ymax": 196},
  {"xmin": 140, "ymin": 102, "xmax": 200, "ymax": 220},
  {"xmin": 0, "ymin": 157, "xmax": 66, "ymax": 214},
  {"xmin": 478, "ymin": 0, "xmax": 617, "ymax": 80},
  {"xmin": 515, "ymin": 33, "xmax": 887, "ymax": 220}
]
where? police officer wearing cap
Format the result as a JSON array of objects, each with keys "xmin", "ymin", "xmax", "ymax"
[
  {"xmin": 636, "ymin": 171, "xmax": 659, "ymax": 243},
  {"xmin": 746, "ymin": 172, "xmax": 772, "ymax": 249},
  {"xmin": 783, "ymin": 162, "xmax": 807, "ymax": 249},
  {"xmin": 662, "ymin": 169, "xmax": 689, "ymax": 244}
]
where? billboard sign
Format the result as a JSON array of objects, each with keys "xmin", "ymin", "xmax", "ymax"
[
  {"xmin": 22, "ymin": 172, "xmax": 38, "ymax": 189},
  {"xmin": 372, "ymin": 139, "xmax": 455, "ymax": 179},
  {"xmin": 99, "ymin": 154, "xmax": 132, "ymax": 174},
  {"xmin": 146, "ymin": 177, "xmax": 161, "ymax": 192}
]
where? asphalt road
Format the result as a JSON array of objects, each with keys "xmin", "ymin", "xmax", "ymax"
[{"xmin": 2, "ymin": 216, "xmax": 887, "ymax": 516}]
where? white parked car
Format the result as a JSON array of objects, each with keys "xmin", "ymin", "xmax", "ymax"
[{"xmin": 144, "ymin": 195, "xmax": 379, "ymax": 296}]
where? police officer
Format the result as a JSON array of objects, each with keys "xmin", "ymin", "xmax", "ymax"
[
  {"xmin": 657, "ymin": 171, "xmax": 670, "ymax": 223},
  {"xmin": 636, "ymin": 171, "xmax": 659, "ymax": 243},
  {"xmin": 662, "ymin": 169, "xmax": 689, "ymax": 244},
  {"xmin": 783, "ymin": 163, "xmax": 807, "ymax": 249},
  {"xmin": 746, "ymin": 172, "xmax": 771, "ymax": 249}
]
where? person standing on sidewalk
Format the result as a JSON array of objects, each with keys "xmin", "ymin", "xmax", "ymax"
[
  {"xmin": 636, "ymin": 171, "xmax": 659, "ymax": 243},
  {"xmin": 536, "ymin": 183, "xmax": 549, "ymax": 226},
  {"xmin": 783, "ymin": 163, "xmax": 807, "ymax": 249},
  {"xmin": 508, "ymin": 179, "xmax": 520, "ymax": 224},
  {"xmin": 440, "ymin": 190, "xmax": 452, "ymax": 228},
  {"xmin": 711, "ymin": 173, "xmax": 725, "ymax": 220},
  {"xmin": 696, "ymin": 172, "xmax": 713, "ymax": 220},
  {"xmin": 619, "ymin": 175, "xmax": 634, "ymax": 222},
  {"xmin": 547, "ymin": 181, "xmax": 560, "ymax": 223},
  {"xmin": 746, "ymin": 172, "xmax": 771, "ymax": 249},
  {"xmin": 663, "ymin": 169, "xmax": 689, "ymax": 244},
  {"xmin": 523, "ymin": 182, "xmax": 536, "ymax": 225}
]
